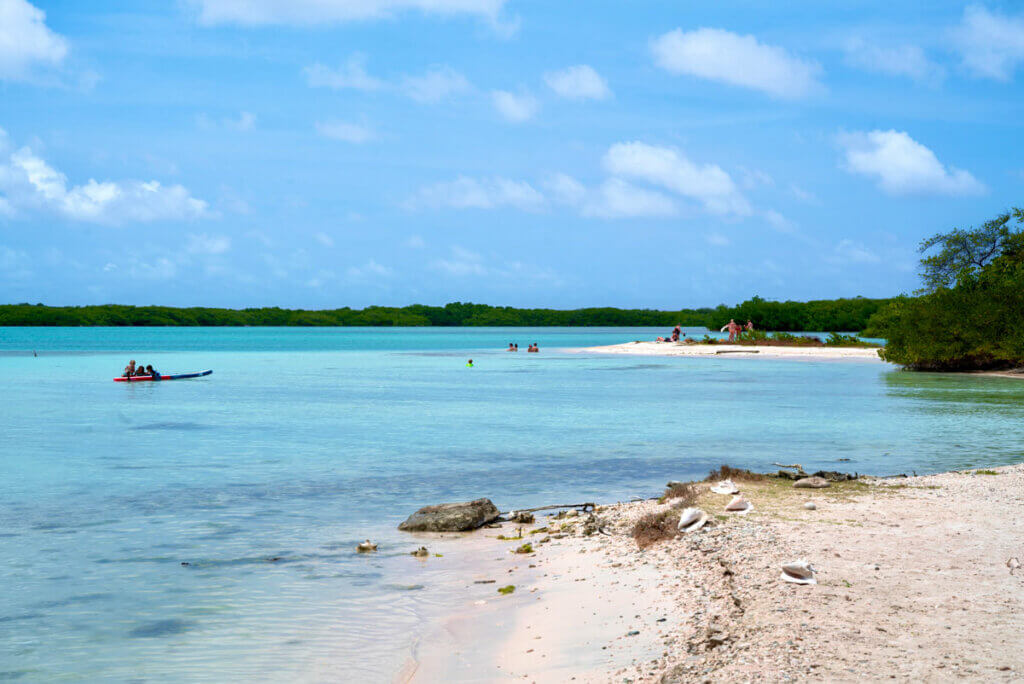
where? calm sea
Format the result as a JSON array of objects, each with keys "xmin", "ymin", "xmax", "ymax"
[{"xmin": 2, "ymin": 327, "xmax": 1022, "ymax": 681}]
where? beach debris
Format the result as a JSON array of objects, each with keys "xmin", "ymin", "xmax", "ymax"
[
  {"xmin": 497, "ymin": 585, "xmax": 515, "ymax": 595},
  {"xmin": 794, "ymin": 476, "xmax": 831, "ymax": 489},
  {"xmin": 803, "ymin": 501, "xmax": 817, "ymax": 510},
  {"xmin": 1008, "ymin": 557, "xmax": 1021, "ymax": 575},
  {"xmin": 397, "ymin": 498, "xmax": 500, "ymax": 532},
  {"xmin": 411, "ymin": 546, "xmax": 430, "ymax": 557},
  {"xmin": 474, "ymin": 579, "xmax": 496, "ymax": 584},
  {"xmin": 508, "ymin": 510, "xmax": 535, "ymax": 524},
  {"xmin": 677, "ymin": 507, "xmax": 708, "ymax": 533},
  {"xmin": 355, "ymin": 540, "xmax": 378, "ymax": 553},
  {"xmin": 780, "ymin": 561, "xmax": 817, "ymax": 585},
  {"xmin": 710, "ymin": 479, "xmax": 739, "ymax": 495},
  {"xmin": 626, "ymin": 630, "xmax": 640, "ymax": 637},
  {"xmin": 724, "ymin": 496, "xmax": 753, "ymax": 514}
]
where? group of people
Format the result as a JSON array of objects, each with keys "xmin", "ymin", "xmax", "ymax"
[
  {"xmin": 655, "ymin": 320, "xmax": 755, "ymax": 343},
  {"xmin": 506, "ymin": 343, "xmax": 540, "ymax": 353},
  {"xmin": 725, "ymin": 319, "xmax": 755, "ymax": 342},
  {"xmin": 122, "ymin": 359, "xmax": 160, "ymax": 379}
]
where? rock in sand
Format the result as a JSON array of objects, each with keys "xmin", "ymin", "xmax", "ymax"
[
  {"xmin": 398, "ymin": 498, "xmax": 500, "ymax": 532},
  {"xmin": 794, "ymin": 476, "xmax": 831, "ymax": 489}
]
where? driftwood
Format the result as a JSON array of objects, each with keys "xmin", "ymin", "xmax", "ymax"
[
  {"xmin": 716, "ymin": 349, "xmax": 760, "ymax": 354},
  {"xmin": 501, "ymin": 502, "xmax": 596, "ymax": 516}
]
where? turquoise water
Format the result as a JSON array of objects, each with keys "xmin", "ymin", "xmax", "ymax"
[{"xmin": 2, "ymin": 327, "xmax": 1023, "ymax": 681}]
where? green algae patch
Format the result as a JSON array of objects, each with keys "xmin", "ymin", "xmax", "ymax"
[
  {"xmin": 514, "ymin": 543, "xmax": 534, "ymax": 554},
  {"xmin": 497, "ymin": 585, "xmax": 515, "ymax": 595}
]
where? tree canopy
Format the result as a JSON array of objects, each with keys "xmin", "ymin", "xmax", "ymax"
[{"xmin": 867, "ymin": 207, "xmax": 1024, "ymax": 371}]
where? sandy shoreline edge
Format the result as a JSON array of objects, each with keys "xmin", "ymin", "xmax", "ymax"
[
  {"xmin": 404, "ymin": 462, "xmax": 1024, "ymax": 682},
  {"xmin": 575, "ymin": 340, "xmax": 885, "ymax": 360}
]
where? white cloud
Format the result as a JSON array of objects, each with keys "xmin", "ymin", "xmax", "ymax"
[
  {"xmin": 543, "ymin": 64, "xmax": 611, "ymax": 100},
  {"xmin": 0, "ymin": 141, "xmax": 209, "ymax": 224},
  {"xmin": 190, "ymin": 0, "xmax": 508, "ymax": 26},
  {"xmin": 650, "ymin": 27, "xmax": 821, "ymax": 98},
  {"xmin": 305, "ymin": 54, "xmax": 384, "ymax": 91},
  {"xmin": 955, "ymin": 5, "xmax": 1024, "ymax": 81},
  {"xmin": 411, "ymin": 176, "xmax": 544, "ymax": 211},
  {"xmin": 0, "ymin": 0, "xmax": 68, "ymax": 81},
  {"xmin": 548, "ymin": 173, "xmax": 677, "ymax": 219},
  {"xmin": 582, "ymin": 178, "xmax": 677, "ymax": 219},
  {"xmin": 432, "ymin": 246, "xmax": 487, "ymax": 276},
  {"xmin": 315, "ymin": 120, "xmax": 375, "ymax": 143},
  {"xmin": 186, "ymin": 233, "xmax": 231, "ymax": 254},
  {"xmin": 347, "ymin": 259, "xmax": 393, "ymax": 278},
  {"xmin": 834, "ymin": 239, "xmax": 880, "ymax": 264},
  {"xmin": 314, "ymin": 232, "xmax": 335, "ymax": 247},
  {"xmin": 602, "ymin": 141, "xmax": 750, "ymax": 215},
  {"xmin": 739, "ymin": 167, "xmax": 774, "ymax": 190},
  {"xmin": 838, "ymin": 129, "xmax": 985, "ymax": 196},
  {"xmin": 491, "ymin": 89, "xmax": 539, "ymax": 122},
  {"xmin": 404, "ymin": 235, "xmax": 426, "ymax": 248},
  {"xmin": 843, "ymin": 38, "xmax": 943, "ymax": 84},
  {"xmin": 762, "ymin": 209, "xmax": 796, "ymax": 233},
  {"xmin": 706, "ymin": 233, "xmax": 730, "ymax": 247},
  {"xmin": 402, "ymin": 66, "xmax": 471, "ymax": 103}
]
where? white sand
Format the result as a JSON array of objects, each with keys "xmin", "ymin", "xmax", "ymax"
[
  {"xmin": 407, "ymin": 464, "xmax": 1024, "ymax": 682},
  {"xmin": 577, "ymin": 340, "xmax": 884, "ymax": 361}
]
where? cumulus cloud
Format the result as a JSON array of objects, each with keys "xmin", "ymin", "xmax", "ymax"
[
  {"xmin": 602, "ymin": 141, "xmax": 750, "ymax": 215},
  {"xmin": 0, "ymin": 139, "xmax": 209, "ymax": 224},
  {"xmin": 410, "ymin": 176, "xmax": 544, "ymax": 211},
  {"xmin": 186, "ymin": 233, "xmax": 231, "ymax": 254},
  {"xmin": 843, "ymin": 38, "xmax": 943, "ymax": 84},
  {"xmin": 402, "ymin": 66, "xmax": 471, "ymax": 103},
  {"xmin": 650, "ymin": 27, "xmax": 821, "ymax": 98},
  {"xmin": 838, "ymin": 129, "xmax": 985, "ymax": 196},
  {"xmin": 0, "ymin": 0, "xmax": 68, "ymax": 81},
  {"xmin": 546, "ymin": 173, "xmax": 675, "ymax": 218},
  {"xmin": 955, "ymin": 5, "xmax": 1024, "ymax": 81},
  {"xmin": 315, "ymin": 120, "xmax": 375, "ymax": 143},
  {"xmin": 189, "ymin": 0, "xmax": 508, "ymax": 26},
  {"xmin": 491, "ymin": 89, "xmax": 539, "ymax": 122},
  {"xmin": 305, "ymin": 54, "xmax": 384, "ymax": 91},
  {"xmin": 544, "ymin": 64, "xmax": 611, "ymax": 100}
]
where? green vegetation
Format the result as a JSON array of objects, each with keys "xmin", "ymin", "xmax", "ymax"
[
  {"xmin": 497, "ymin": 585, "xmax": 515, "ymax": 595},
  {"xmin": 0, "ymin": 297, "xmax": 892, "ymax": 330},
  {"xmin": 867, "ymin": 208, "xmax": 1024, "ymax": 371},
  {"xmin": 513, "ymin": 543, "xmax": 533, "ymax": 554}
]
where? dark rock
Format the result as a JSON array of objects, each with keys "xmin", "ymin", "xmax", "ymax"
[{"xmin": 398, "ymin": 498, "xmax": 501, "ymax": 532}]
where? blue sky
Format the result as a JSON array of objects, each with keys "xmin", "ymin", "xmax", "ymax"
[{"xmin": 1, "ymin": 0, "xmax": 1022, "ymax": 308}]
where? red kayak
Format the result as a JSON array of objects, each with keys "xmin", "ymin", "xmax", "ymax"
[{"xmin": 114, "ymin": 370, "xmax": 213, "ymax": 382}]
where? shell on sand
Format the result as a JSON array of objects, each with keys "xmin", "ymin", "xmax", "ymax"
[
  {"xmin": 710, "ymin": 479, "xmax": 740, "ymax": 495},
  {"xmin": 677, "ymin": 507, "xmax": 707, "ymax": 533},
  {"xmin": 781, "ymin": 561, "xmax": 817, "ymax": 585},
  {"xmin": 724, "ymin": 495, "xmax": 752, "ymax": 514},
  {"xmin": 803, "ymin": 502, "xmax": 817, "ymax": 510}
]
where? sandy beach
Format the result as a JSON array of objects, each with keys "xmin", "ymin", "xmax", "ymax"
[
  {"xmin": 577, "ymin": 340, "xmax": 884, "ymax": 361},
  {"xmin": 407, "ymin": 463, "xmax": 1024, "ymax": 682}
]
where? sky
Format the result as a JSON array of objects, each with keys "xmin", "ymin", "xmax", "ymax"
[{"xmin": 0, "ymin": 0, "xmax": 1022, "ymax": 309}]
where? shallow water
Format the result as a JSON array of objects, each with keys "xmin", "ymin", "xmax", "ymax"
[{"xmin": 1, "ymin": 327, "xmax": 1022, "ymax": 681}]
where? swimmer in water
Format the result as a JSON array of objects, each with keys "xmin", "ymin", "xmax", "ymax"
[{"xmin": 466, "ymin": 359, "xmax": 474, "ymax": 367}]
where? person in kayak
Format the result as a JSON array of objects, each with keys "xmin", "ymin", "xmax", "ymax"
[{"xmin": 123, "ymin": 360, "xmax": 137, "ymax": 377}]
